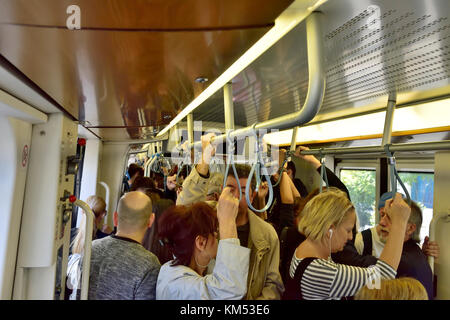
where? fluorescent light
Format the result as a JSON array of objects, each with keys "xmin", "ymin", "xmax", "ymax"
[
  {"xmin": 157, "ymin": 0, "xmax": 328, "ymax": 137},
  {"xmin": 263, "ymin": 98, "xmax": 450, "ymax": 145}
]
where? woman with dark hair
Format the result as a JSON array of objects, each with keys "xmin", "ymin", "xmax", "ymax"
[{"xmin": 156, "ymin": 188, "xmax": 250, "ymax": 300}]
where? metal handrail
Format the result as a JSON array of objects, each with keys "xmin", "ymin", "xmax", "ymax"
[
  {"xmin": 188, "ymin": 12, "xmax": 326, "ymax": 150},
  {"xmin": 299, "ymin": 140, "xmax": 450, "ymax": 156}
]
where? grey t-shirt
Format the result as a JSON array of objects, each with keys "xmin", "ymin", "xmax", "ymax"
[{"xmin": 88, "ymin": 235, "xmax": 161, "ymax": 300}]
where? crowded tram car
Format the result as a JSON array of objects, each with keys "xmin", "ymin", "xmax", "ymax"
[{"xmin": 0, "ymin": 0, "xmax": 449, "ymax": 302}]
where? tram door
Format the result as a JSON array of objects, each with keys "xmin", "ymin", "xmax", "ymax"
[
  {"xmin": 0, "ymin": 115, "xmax": 33, "ymax": 299},
  {"xmin": 12, "ymin": 113, "xmax": 78, "ymax": 300}
]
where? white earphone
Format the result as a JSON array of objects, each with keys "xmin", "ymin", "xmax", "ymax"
[{"xmin": 329, "ymin": 229, "xmax": 333, "ymax": 237}]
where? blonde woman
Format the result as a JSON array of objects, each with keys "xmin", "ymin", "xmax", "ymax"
[
  {"xmin": 66, "ymin": 195, "xmax": 111, "ymax": 300},
  {"xmin": 355, "ymin": 277, "xmax": 428, "ymax": 300},
  {"xmin": 285, "ymin": 187, "xmax": 411, "ymax": 300}
]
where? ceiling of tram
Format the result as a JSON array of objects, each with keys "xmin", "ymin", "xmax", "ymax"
[
  {"xmin": 192, "ymin": 0, "xmax": 450, "ymax": 130},
  {"xmin": 0, "ymin": 0, "xmax": 293, "ymax": 140},
  {"xmin": 1, "ymin": 0, "xmax": 450, "ymax": 142}
]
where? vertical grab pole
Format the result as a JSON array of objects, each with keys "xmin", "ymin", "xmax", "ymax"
[
  {"xmin": 224, "ymin": 82, "xmax": 235, "ymax": 175},
  {"xmin": 187, "ymin": 113, "xmax": 194, "ymax": 166},
  {"xmin": 187, "ymin": 113, "xmax": 194, "ymax": 145},
  {"xmin": 290, "ymin": 127, "xmax": 298, "ymax": 153},
  {"xmin": 69, "ymin": 197, "xmax": 94, "ymax": 300},
  {"xmin": 382, "ymin": 92, "xmax": 397, "ymax": 192},
  {"xmin": 224, "ymin": 82, "xmax": 235, "ymax": 132}
]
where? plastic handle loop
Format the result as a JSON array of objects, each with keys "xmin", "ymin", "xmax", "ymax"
[
  {"xmin": 384, "ymin": 144, "xmax": 411, "ymax": 205},
  {"xmin": 176, "ymin": 160, "xmax": 184, "ymax": 186},
  {"xmin": 272, "ymin": 150, "xmax": 293, "ymax": 187},
  {"xmin": 176, "ymin": 148, "xmax": 192, "ymax": 185},
  {"xmin": 223, "ymin": 131, "xmax": 242, "ymax": 202},
  {"xmin": 209, "ymin": 155, "xmax": 221, "ymax": 174},
  {"xmin": 245, "ymin": 126, "xmax": 274, "ymax": 213}
]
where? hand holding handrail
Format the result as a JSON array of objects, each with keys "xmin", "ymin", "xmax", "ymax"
[{"xmin": 273, "ymin": 149, "xmax": 294, "ymax": 187}]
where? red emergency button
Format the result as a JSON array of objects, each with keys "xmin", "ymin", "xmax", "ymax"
[
  {"xmin": 69, "ymin": 195, "xmax": 77, "ymax": 203},
  {"xmin": 78, "ymin": 138, "xmax": 86, "ymax": 146}
]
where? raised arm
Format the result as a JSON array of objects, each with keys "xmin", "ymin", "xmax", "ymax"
[
  {"xmin": 176, "ymin": 134, "xmax": 217, "ymax": 205},
  {"xmin": 378, "ymin": 193, "xmax": 411, "ymax": 270},
  {"xmin": 294, "ymin": 145, "xmax": 350, "ymax": 199}
]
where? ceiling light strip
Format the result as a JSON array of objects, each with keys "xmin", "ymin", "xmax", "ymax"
[{"xmin": 157, "ymin": 0, "xmax": 328, "ymax": 137}]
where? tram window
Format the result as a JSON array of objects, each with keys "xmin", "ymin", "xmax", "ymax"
[
  {"xmin": 340, "ymin": 169, "xmax": 377, "ymax": 231},
  {"xmin": 397, "ymin": 171, "xmax": 434, "ymax": 245}
]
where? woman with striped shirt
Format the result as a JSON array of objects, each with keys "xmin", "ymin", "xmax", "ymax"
[{"xmin": 288, "ymin": 188, "xmax": 411, "ymax": 300}]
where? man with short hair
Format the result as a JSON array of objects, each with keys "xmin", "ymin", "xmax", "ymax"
[
  {"xmin": 224, "ymin": 164, "xmax": 284, "ymax": 299},
  {"xmin": 88, "ymin": 191, "xmax": 161, "ymax": 300},
  {"xmin": 177, "ymin": 133, "xmax": 284, "ymax": 299},
  {"xmin": 354, "ymin": 192, "xmax": 434, "ymax": 299}
]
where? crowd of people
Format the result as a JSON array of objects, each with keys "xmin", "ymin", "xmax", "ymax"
[{"xmin": 66, "ymin": 133, "xmax": 440, "ymax": 300}]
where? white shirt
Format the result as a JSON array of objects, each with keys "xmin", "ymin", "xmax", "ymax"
[{"xmin": 354, "ymin": 226, "xmax": 385, "ymax": 258}]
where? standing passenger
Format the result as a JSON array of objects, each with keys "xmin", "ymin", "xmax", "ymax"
[
  {"xmin": 176, "ymin": 133, "xmax": 284, "ymax": 299},
  {"xmin": 88, "ymin": 191, "xmax": 160, "ymax": 300},
  {"xmin": 354, "ymin": 192, "xmax": 434, "ymax": 299},
  {"xmin": 286, "ymin": 189, "xmax": 410, "ymax": 300},
  {"xmin": 66, "ymin": 195, "xmax": 111, "ymax": 300},
  {"xmin": 156, "ymin": 189, "xmax": 250, "ymax": 300},
  {"xmin": 122, "ymin": 163, "xmax": 144, "ymax": 194}
]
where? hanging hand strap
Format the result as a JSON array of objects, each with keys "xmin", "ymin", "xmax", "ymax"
[
  {"xmin": 272, "ymin": 150, "xmax": 294, "ymax": 187},
  {"xmin": 246, "ymin": 125, "xmax": 274, "ymax": 213},
  {"xmin": 384, "ymin": 144, "xmax": 411, "ymax": 205},
  {"xmin": 223, "ymin": 131, "xmax": 242, "ymax": 201}
]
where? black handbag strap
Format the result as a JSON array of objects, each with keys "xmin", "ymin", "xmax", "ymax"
[{"xmin": 284, "ymin": 257, "xmax": 316, "ymax": 300}]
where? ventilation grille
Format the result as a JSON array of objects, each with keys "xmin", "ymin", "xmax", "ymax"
[{"xmin": 193, "ymin": 1, "xmax": 450, "ymax": 128}]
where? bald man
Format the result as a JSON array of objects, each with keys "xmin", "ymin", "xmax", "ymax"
[{"xmin": 88, "ymin": 191, "xmax": 161, "ymax": 300}]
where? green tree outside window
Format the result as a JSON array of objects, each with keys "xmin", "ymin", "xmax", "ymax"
[{"xmin": 340, "ymin": 169, "xmax": 376, "ymax": 230}]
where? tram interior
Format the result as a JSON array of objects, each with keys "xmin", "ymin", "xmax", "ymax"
[{"xmin": 0, "ymin": 0, "xmax": 449, "ymax": 300}]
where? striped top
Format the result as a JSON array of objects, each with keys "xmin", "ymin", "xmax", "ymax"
[{"xmin": 289, "ymin": 254, "xmax": 396, "ymax": 300}]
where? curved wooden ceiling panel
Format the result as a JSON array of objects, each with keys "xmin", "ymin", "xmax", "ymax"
[
  {"xmin": 0, "ymin": 0, "xmax": 293, "ymax": 140},
  {"xmin": 0, "ymin": 0, "xmax": 290, "ymax": 29}
]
